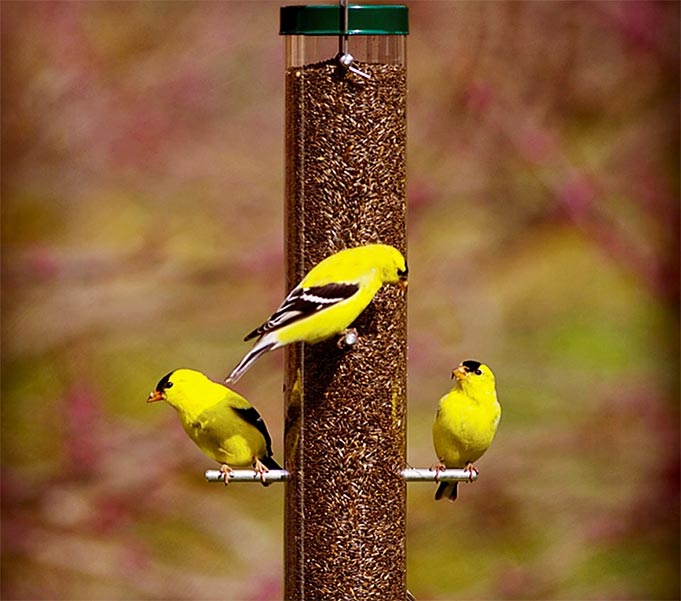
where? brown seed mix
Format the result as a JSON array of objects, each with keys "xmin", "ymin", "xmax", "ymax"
[{"xmin": 284, "ymin": 59, "xmax": 408, "ymax": 600}]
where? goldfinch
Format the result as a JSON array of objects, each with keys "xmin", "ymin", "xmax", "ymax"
[
  {"xmin": 147, "ymin": 369, "xmax": 281, "ymax": 485},
  {"xmin": 432, "ymin": 360, "xmax": 501, "ymax": 501},
  {"xmin": 225, "ymin": 244, "xmax": 408, "ymax": 384}
]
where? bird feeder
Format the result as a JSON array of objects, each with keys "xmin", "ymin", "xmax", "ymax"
[
  {"xmin": 203, "ymin": 6, "xmax": 492, "ymax": 598},
  {"xmin": 281, "ymin": 4, "xmax": 408, "ymax": 599}
]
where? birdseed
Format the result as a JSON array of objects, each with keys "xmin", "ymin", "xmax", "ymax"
[{"xmin": 284, "ymin": 58, "xmax": 407, "ymax": 600}]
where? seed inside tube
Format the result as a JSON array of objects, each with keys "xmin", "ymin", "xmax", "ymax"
[{"xmin": 285, "ymin": 58, "xmax": 407, "ymax": 599}]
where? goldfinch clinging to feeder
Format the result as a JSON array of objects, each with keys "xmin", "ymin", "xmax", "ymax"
[
  {"xmin": 225, "ymin": 243, "xmax": 408, "ymax": 384},
  {"xmin": 147, "ymin": 369, "xmax": 281, "ymax": 485},
  {"xmin": 432, "ymin": 360, "xmax": 501, "ymax": 502}
]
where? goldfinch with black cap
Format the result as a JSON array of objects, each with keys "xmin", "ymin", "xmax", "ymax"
[
  {"xmin": 147, "ymin": 369, "xmax": 281, "ymax": 485},
  {"xmin": 432, "ymin": 360, "xmax": 501, "ymax": 501},
  {"xmin": 225, "ymin": 244, "xmax": 408, "ymax": 384}
]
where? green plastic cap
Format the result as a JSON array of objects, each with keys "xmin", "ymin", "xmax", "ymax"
[{"xmin": 280, "ymin": 5, "xmax": 409, "ymax": 36}]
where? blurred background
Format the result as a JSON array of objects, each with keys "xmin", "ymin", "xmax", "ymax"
[{"xmin": 2, "ymin": 2, "xmax": 679, "ymax": 599}]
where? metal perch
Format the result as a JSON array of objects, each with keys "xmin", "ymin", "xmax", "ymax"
[{"xmin": 205, "ymin": 467, "xmax": 479, "ymax": 484}]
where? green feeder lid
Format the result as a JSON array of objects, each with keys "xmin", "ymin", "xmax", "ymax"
[{"xmin": 280, "ymin": 5, "xmax": 409, "ymax": 36}]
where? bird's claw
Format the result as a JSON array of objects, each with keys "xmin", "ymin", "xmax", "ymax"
[
  {"xmin": 429, "ymin": 462, "xmax": 446, "ymax": 483},
  {"xmin": 464, "ymin": 462, "xmax": 479, "ymax": 482},
  {"xmin": 337, "ymin": 327, "xmax": 358, "ymax": 349},
  {"xmin": 253, "ymin": 458, "xmax": 270, "ymax": 484},
  {"xmin": 219, "ymin": 464, "xmax": 234, "ymax": 486}
]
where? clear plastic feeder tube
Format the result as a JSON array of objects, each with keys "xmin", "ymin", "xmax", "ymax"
[{"xmin": 280, "ymin": 5, "xmax": 409, "ymax": 600}]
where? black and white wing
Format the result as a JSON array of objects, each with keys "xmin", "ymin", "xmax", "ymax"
[{"xmin": 243, "ymin": 282, "xmax": 359, "ymax": 341}]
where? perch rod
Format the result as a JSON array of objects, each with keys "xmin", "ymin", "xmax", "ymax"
[{"xmin": 205, "ymin": 467, "xmax": 479, "ymax": 484}]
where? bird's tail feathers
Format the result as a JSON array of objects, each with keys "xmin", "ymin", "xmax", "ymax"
[
  {"xmin": 225, "ymin": 340, "xmax": 276, "ymax": 384},
  {"xmin": 435, "ymin": 481, "xmax": 458, "ymax": 502}
]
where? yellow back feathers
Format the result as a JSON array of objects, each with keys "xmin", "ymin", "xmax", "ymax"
[
  {"xmin": 147, "ymin": 369, "xmax": 281, "ymax": 477},
  {"xmin": 300, "ymin": 244, "xmax": 408, "ymax": 288},
  {"xmin": 225, "ymin": 244, "xmax": 407, "ymax": 384}
]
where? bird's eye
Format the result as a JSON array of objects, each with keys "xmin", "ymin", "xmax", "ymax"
[
  {"xmin": 165, "ymin": 381, "xmax": 174, "ymax": 389},
  {"xmin": 474, "ymin": 369, "xmax": 482, "ymax": 376}
]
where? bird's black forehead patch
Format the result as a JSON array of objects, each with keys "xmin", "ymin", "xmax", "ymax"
[
  {"xmin": 155, "ymin": 370, "xmax": 175, "ymax": 391},
  {"xmin": 462, "ymin": 360, "xmax": 482, "ymax": 372}
]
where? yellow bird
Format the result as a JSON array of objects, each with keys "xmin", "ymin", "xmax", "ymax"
[
  {"xmin": 432, "ymin": 360, "xmax": 501, "ymax": 501},
  {"xmin": 147, "ymin": 369, "xmax": 281, "ymax": 485},
  {"xmin": 225, "ymin": 244, "xmax": 408, "ymax": 384}
]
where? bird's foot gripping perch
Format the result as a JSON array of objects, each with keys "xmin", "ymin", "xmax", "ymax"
[
  {"xmin": 336, "ymin": 327, "xmax": 359, "ymax": 349},
  {"xmin": 429, "ymin": 462, "xmax": 447, "ymax": 483},
  {"xmin": 219, "ymin": 464, "xmax": 234, "ymax": 486},
  {"xmin": 252, "ymin": 458, "xmax": 270, "ymax": 485},
  {"xmin": 464, "ymin": 462, "xmax": 479, "ymax": 482}
]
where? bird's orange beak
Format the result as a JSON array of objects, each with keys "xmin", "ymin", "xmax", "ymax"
[
  {"xmin": 451, "ymin": 365, "xmax": 467, "ymax": 381},
  {"xmin": 147, "ymin": 390, "xmax": 165, "ymax": 403}
]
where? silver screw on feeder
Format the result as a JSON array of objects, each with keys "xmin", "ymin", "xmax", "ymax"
[{"xmin": 337, "ymin": 0, "xmax": 371, "ymax": 79}]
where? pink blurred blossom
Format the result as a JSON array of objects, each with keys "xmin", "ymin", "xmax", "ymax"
[
  {"xmin": 26, "ymin": 246, "xmax": 61, "ymax": 281},
  {"xmin": 62, "ymin": 382, "xmax": 104, "ymax": 479},
  {"xmin": 407, "ymin": 177, "xmax": 437, "ymax": 226},
  {"xmin": 555, "ymin": 172, "xmax": 598, "ymax": 220},
  {"xmin": 516, "ymin": 126, "xmax": 558, "ymax": 165},
  {"xmin": 461, "ymin": 80, "xmax": 495, "ymax": 114},
  {"xmin": 91, "ymin": 495, "xmax": 133, "ymax": 533},
  {"xmin": 603, "ymin": 1, "xmax": 668, "ymax": 55}
]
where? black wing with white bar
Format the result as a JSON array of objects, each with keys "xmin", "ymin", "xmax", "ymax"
[{"xmin": 243, "ymin": 283, "xmax": 360, "ymax": 341}]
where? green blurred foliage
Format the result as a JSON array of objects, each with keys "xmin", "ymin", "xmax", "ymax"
[{"xmin": 1, "ymin": 1, "xmax": 678, "ymax": 600}]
